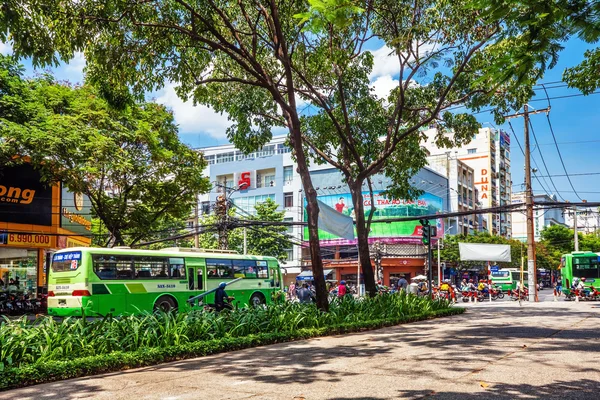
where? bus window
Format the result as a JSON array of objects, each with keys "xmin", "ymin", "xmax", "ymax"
[
  {"xmin": 206, "ymin": 259, "xmax": 234, "ymax": 279},
  {"xmin": 93, "ymin": 255, "xmax": 133, "ymax": 280},
  {"xmin": 233, "ymin": 259, "xmax": 260, "ymax": 278},
  {"xmin": 256, "ymin": 260, "xmax": 268, "ymax": 278},
  {"xmin": 188, "ymin": 268, "xmax": 195, "ymax": 290},
  {"xmin": 169, "ymin": 258, "xmax": 186, "ymax": 279},
  {"xmin": 132, "ymin": 256, "xmax": 168, "ymax": 278}
]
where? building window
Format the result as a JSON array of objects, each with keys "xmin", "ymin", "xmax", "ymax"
[
  {"xmin": 283, "ymin": 166, "xmax": 293, "ymax": 183},
  {"xmin": 264, "ymin": 174, "xmax": 275, "ymax": 187},
  {"xmin": 204, "ymin": 154, "xmax": 215, "ymax": 165},
  {"xmin": 467, "ymin": 148, "xmax": 476, "ymax": 154},
  {"xmin": 284, "ymin": 192, "xmax": 293, "ymax": 208},
  {"xmin": 201, "ymin": 201, "xmax": 211, "ymax": 215},
  {"xmin": 232, "ymin": 194, "xmax": 276, "ymax": 214},
  {"xmin": 285, "ymin": 248, "xmax": 294, "ymax": 261},
  {"xmin": 216, "ymin": 152, "xmax": 235, "ymax": 164},
  {"xmin": 277, "ymin": 143, "xmax": 291, "ymax": 154}
]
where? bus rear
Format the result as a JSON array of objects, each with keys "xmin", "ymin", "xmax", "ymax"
[{"xmin": 47, "ymin": 249, "xmax": 94, "ymax": 317}]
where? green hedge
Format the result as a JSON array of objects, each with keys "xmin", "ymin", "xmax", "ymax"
[{"xmin": 0, "ymin": 308, "xmax": 464, "ymax": 391}]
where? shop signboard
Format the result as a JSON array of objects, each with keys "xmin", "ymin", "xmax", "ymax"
[
  {"xmin": 0, "ymin": 230, "xmax": 56, "ymax": 248},
  {"xmin": 303, "ymin": 190, "xmax": 443, "ymax": 246},
  {"xmin": 0, "ymin": 164, "xmax": 53, "ymax": 226},
  {"xmin": 60, "ymin": 185, "xmax": 92, "ymax": 235}
]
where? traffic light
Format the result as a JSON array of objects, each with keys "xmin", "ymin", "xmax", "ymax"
[
  {"xmin": 422, "ymin": 225, "xmax": 437, "ymax": 245},
  {"xmin": 422, "ymin": 226, "xmax": 431, "ymax": 245}
]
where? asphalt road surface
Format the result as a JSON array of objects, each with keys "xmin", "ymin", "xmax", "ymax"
[{"xmin": 2, "ymin": 299, "xmax": 599, "ymax": 400}]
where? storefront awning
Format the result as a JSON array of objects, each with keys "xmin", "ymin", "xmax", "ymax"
[
  {"xmin": 297, "ymin": 269, "xmax": 334, "ymax": 280},
  {"xmin": 282, "ymin": 267, "xmax": 302, "ymax": 275}
]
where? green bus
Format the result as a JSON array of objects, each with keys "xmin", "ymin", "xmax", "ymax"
[
  {"xmin": 490, "ymin": 269, "xmax": 529, "ymax": 291},
  {"xmin": 47, "ymin": 247, "xmax": 282, "ymax": 317},
  {"xmin": 560, "ymin": 251, "xmax": 600, "ymax": 293}
]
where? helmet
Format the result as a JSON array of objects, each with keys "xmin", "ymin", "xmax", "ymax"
[
  {"xmin": 377, "ymin": 280, "xmax": 382, "ymax": 284},
  {"xmin": 340, "ymin": 280, "xmax": 346, "ymax": 285},
  {"xmin": 581, "ymin": 277, "xmax": 586, "ymax": 282},
  {"xmin": 219, "ymin": 282, "xmax": 227, "ymax": 289},
  {"xmin": 469, "ymin": 279, "xmax": 474, "ymax": 283}
]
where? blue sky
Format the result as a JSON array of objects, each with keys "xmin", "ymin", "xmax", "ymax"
[{"xmin": 1, "ymin": 37, "xmax": 598, "ymax": 203}]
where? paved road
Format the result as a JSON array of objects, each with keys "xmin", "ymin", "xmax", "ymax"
[{"xmin": 3, "ymin": 300, "xmax": 600, "ymax": 400}]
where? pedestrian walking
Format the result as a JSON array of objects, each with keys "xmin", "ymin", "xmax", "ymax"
[
  {"xmin": 398, "ymin": 275, "xmax": 408, "ymax": 291},
  {"xmin": 297, "ymin": 283, "xmax": 314, "ymax": 304}
]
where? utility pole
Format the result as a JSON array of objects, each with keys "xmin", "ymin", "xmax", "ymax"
[
  {"xmin": 194, "ymin": 199, "xmax": 199, "ymax": 248},
  {"xmin": 216, "ymin": 195, "xmax": 228, "ymax": 250},
  {"xmin": 574, "ymin": 207, "xmax": 579, "ymax": 251},
  {"xmin": 505, "ymin": 104, "xmax": 549, "ymax": 302},
  {"xmin": 437, "ymin": 238, "xmax": 442, "ymax": 285}
]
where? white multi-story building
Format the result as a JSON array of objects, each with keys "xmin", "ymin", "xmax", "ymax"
[
  {"xmin": 426, "ymin": 155, "xmax": 479, "ymax": 235},
  {"xmin": 198, "ymin": 137, "xmax": 303, "ymax": 274},
  {"xmin": 423, "ymin": 127, "xmax": 512, "ymax": 237},
  {"xmin": 511, "ymin": 192, "xmax": 566, "ymax": 241},
  {"xmin": 564, "ymin": 207, "xmax": 600, "ymax": 234}
]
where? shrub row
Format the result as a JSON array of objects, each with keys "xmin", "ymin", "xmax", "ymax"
[{"xmin": 0, "ymin": 307, "xmax": 464, "ymax": 391}]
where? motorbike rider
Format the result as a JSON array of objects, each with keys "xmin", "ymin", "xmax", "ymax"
[
  {"xmin": 577, "ymin": 277, "xmax": 589, "ymax": 296},
  {"xmin": 215, "ymin": 282, "xmax": 232, "ymax": 311}
]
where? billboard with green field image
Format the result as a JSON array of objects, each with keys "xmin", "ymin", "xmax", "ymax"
[{"xmin": 303, "ymin": 191, "xmax": 443, "ymax": 246}]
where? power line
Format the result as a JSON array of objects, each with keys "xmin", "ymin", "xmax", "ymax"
[
  {"xmin": 507, "ymin": 120, "xmax": 553, "ymax": 197},
  {"xmin": 527, "ymin": 118, "xmax": 566, "ymax": 201},
  {"xmin": 545, "ymin": 119, "xmax": 584, "ymax": 201}
]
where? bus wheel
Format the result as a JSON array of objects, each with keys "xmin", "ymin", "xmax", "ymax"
[
  {"xmin": 250, "ymin": 293, "xmax": 265, "ymax": 307},
  {"xmin": 154, "ymin": 296, "xmax": 177, "ymax": 313}
]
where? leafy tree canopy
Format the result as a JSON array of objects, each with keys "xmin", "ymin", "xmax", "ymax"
[{"xmin": 0, "ymin": 54, "xmax": 210, "ymax": 246}]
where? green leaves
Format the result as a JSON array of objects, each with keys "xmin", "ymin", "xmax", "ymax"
[
  {"xmin": 0, "ymin": 56, "xmax": 210, "ymax": 246},
  {"xmin": 294, "ymin": 0, "xmax": 365, "ymax": 32}
]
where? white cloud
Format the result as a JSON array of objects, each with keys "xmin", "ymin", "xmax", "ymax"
[
  {"xmin": 0, "ymin": 41, "xmax": 12, "ymax": 55},
  {"xmin": 368, "ymin": 43, "xmax": 438, "ymax": 81},
  {"xmin": 371, "ymin": 75, "xmax": 399, "ymax": 100},
  {"xmin": 155, "ymin": 83, "xmax": 231, "ymax": 138},
  {"xmin": 369, "ymin": 45, "xmax": 398, "ymax": 80},
  {"xmin": 65, "ymin": 51, "xmax": 86, "ymax": 74}
]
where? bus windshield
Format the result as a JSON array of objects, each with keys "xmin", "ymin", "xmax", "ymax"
[
  {"xmin": 572, "ymin": 256, "xmax": 600, "ymax": 279},
  {"xmin": 51, "ymin": 251, "xmax": 82, "ymax": 272}
]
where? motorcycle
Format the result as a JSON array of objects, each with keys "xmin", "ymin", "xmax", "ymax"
[{"xmin": 510, "ymin": 288, "xmax": 529, "ymax": 301}]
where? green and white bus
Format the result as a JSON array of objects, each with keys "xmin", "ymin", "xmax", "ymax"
[
  {"xmin": 490, "ymin": 269, "xmax": 529, "ymax": 291},
  {"xmin": 560, "ymin": 251, "xmax": 599, "ymax": 293},
  {"xmin": 48, "ymin": 247, "xmax": 282, "ymax": 317}
]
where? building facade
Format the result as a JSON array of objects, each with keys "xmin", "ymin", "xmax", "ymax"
[
  {"xmin": 511, "ymin": 192, "xmax": 566, "ymax": 241},
  {"xmin": 198, "ymin": 137, "xmax": 303, "ymax": 277},
  {"xmin": 423, "ymin": 127, "xmax": 512, "ymax": 237},
  {"xmin": 0, "ymin": 164, "xmax": 92, "ymax": 297},
  {"xmin": 426, "ymin": 154, "xmax": 478, "ymax": 235},
  {"xmin": 197, "ymin": 137, "xmax": 449, "ymax": 287}
]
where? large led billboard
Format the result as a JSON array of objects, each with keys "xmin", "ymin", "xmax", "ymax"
[{"xmin": 304, "ymin": 190, "xmax": 443, "ymax": 245}]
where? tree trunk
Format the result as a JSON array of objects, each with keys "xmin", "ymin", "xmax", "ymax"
[
  {"xmin": 350, "ymin": 183, "xmax": 377, "ymax": 297},
  {"xmin": 287, "ymin": 123, "xmax": 329, "ymax": 311}
]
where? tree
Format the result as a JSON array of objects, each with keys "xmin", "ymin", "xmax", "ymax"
[
  {"xmin": 245, "ymin": 198, "xmax": 291, "ymax": 262},
  {"xmin": 0, "ymin": 55, "xmax": 210, "ymax": 246},
  {"xmin": 3, "ymin": 1, "xmax": 599, "ymax": 304},
  {"xmin": 540, "ymin": 225, "xmax": 573, "ymax": 254},
  {"xmin": 197, "ymin": 198, "xmax": 291, "ymax": 261}
]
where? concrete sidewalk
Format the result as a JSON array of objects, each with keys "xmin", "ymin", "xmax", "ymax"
[{"xmin": 3, "ymin": 301, "xmax": 600, "ymax": 400}]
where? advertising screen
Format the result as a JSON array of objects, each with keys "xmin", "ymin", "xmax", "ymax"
[{"xmin": 304, "ymin": 190, "xmax": 443, "ymax": 246}]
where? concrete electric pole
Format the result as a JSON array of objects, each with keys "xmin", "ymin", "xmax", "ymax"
[{"xmin": 505, "ymin": 104, "xmax": 550, "ymax": 302}]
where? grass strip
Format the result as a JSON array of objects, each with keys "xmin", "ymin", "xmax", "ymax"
[{"xmin": 0, "ymin": 307, "xmax": 464, "ymax": 391}]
